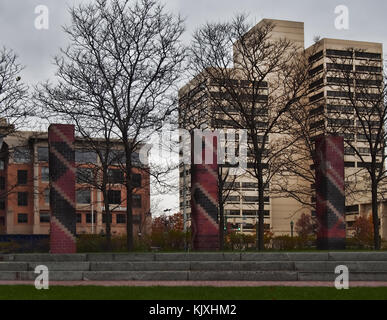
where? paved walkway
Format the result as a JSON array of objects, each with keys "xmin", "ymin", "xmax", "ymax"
[{"xmin": 1, "ymin": 281, "xmax": 387, "ymax": 287}]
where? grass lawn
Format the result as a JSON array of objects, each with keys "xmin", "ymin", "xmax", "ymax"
[{"xmin": 0, "ymin": 286, "xmax": 387, "ymax": 300}]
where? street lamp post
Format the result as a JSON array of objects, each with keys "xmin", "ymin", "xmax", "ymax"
[{"xmin": 290, "ymin": 221, "xmax": 294, "ymax": 238}]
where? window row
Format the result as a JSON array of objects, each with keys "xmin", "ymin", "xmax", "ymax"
[
  {"xmin": 14, "ymin": 147, "xmax": 140, "ymax": 165},
  {"xmin": 15, "ymin": 190, "xmax": 143, "ymax": 207},
  {"xmin": 22, "ymin": 212, "xmax": 136, "ymax": 224}
]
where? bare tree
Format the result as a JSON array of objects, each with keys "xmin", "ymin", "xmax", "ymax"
[
  {"xmin": 35, "ymin": 0, "xmax": 185, "ymax": 251},
  {"xmin": 321, "ymin": 49, "xmax": 387, "ymax": 249},
  {"xmin": 35, "ymin": 84, "xmax": 122, "ymax": 247},
  {"xmin": 0, "ymin": 47, "xmax": 30, "ymax": 135},
  {"xmin": 188, "ymin": 16, "xmax": 312, "ymax": 250}
]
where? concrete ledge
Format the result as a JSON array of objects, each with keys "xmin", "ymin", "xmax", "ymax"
[
  {"xmin": 0, "ymin": 262, "xmax": 28, "ymax": 271},
  {"xmin": 83, "ymin": 271, "xmax": 189, "ymax": 281},
  {"xmin": 241, "ymin": 253, "xmax": 290, "ymax": 261},
  {"xmin": 0, "ymin": 255, "xmax": 14, "ymax": 261},
  {"xmin": 287, "ymin": 253, "xmax": 329, "ymax": 261},
  {"xmin": 90, "ymin": 262, "xmax": 190, "ymax": 271},
  {"xmin": 295, "ymin": 261, "xmax": 387, "ymax": 272},
  {"xmin": 87, "ymin": 254, "xmax": 114, "ymax": 261},
  {"xmin": 113, "ymin": 253, "xmax": 155, "ymax": 261},
  {"xmin": 188, "ymin": 271, "xmax": 298, "ymax": 281},
  {"xmin": 0, "ymin": 271, "xmax": 84, "ymax": 281},
  {"xmin": 12, "ymin": 254, "xmax": 87, "ymax": 262},
  {"xmin": 328, "ymin": 252, "xmax": 387, "ymax": 261},
  {"xmin": 189, "ymin": 261, "xmax": 294, "ymax": 271},
  {"xmin": 0, "ymin": 272, "xmax": 18, "ymax": 280},
  {"xmin": 27, "ymin": 262, "xmax": 91, "ymax": 271},
  {"xmin": 155, "ymin": 253, "xmax": 226, "ymax": 261}
]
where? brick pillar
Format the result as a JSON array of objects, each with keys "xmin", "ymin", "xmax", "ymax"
[
  {"xmin": 48, "ymin": 124, "xmax": 76, "ymax": 253},
  {"xmin": 315, "ymin": 135, "xmax": 346, "ymax": 250},
  {"xmin": 191, "ymin": 132, "xmax": 219, "ymax": 250}
]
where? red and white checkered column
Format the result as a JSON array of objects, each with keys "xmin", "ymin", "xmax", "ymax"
[
  {"xmin": 191, "ymin": 132, "xmax": 219, "ymax": 250},
  {"xmin": 315, "ymin": 135, "xmax": 346, "ymax": 250},
  {"xmin": 48, "ymin": 124, "xmax": 77, "ymax": 253}
]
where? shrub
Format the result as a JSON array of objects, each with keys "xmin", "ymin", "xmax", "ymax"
[
  {"xmin": 272, "ymin": 235, "xmax": 297, "ymax": 250},
  {"xmin": 295, "ymin": 213, "xmax": 316, "ymax": 239},
  {"xmin": 352, "ymin": 215, "xmax": 374, "ymax": 248},
  {"xmin": 0, "ymin": 239, "xmax": 49, "ymax": 253},
  {"xmin": 77, "ymin": 234, "xmax": 127, "ymax": 252},
  {"xmin": 0, "ymin": 241, "xmax": 21, "ymax": 253}
]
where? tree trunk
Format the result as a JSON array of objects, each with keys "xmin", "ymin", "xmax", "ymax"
[
  {"xmin": 102, "ymin": 188, "xmax": 112, "ymax": 251},
  {"xmin": 218, "ymin": 198, "xmax": 224, "ymax": 251},
  {"xmin": 371, "ymin": 178, "xmax": 381, "ymax": 250},
  {"xmin": 256, "ymin": 160, "xmax": 265, "ymax": 251},
  {"xmin": 125, "ymin": 160, "xmax": 134, "ymax": 251},
  {"xmin": 218, "ymin": 167, "xmax": 224, "ymax": 250},
  {"xmin": 101, "ymin": 168, "xmax": 111, "ymax": 250}
]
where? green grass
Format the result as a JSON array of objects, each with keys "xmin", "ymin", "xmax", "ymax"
[{"xmin": 0, "ymin": 286, "xmax": 387, "ymax": 300}]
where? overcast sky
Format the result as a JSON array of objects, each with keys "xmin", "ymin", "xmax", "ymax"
[{"xmin": 1, "ymin": 0, "xmax": 386, "ymax": 214}]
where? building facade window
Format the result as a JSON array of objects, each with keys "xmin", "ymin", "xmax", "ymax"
[
  {"xmin": 133, "ymin": 194, "xmax": 142, "ymax": 208},
  {"xmin": 17, "ymin": 192, "xmax": 28, "ymax": 206},
  {"xmin": 241, "ymin": 182, "xmax": 258, "ymax": 189},
  {"xmin": 346, "ymin": 205, "xmax": 359, "ymax": 214},
  {"xmin": 75, "ymin": 150, "xmax": 97, "ymax": 164},
  {"xmin": 86, "ymin": 212, "xmax": 97, "ymax": 224},
  {"xmin": 41, "ymin": 167, "xmax": 49, "ymax": 181},
  {"xmin": 108, "ymin": 169, "xmax": 124, "ymax": 184},
  {"xmin": 76, "ymin": 189, "xmax": 91, "ymax": 204},
  {"xmin": 107, "ymin": 190, "xmax": 121, "ymax": 204},
  {"xmin": 17, "ymin": 170, "xmax": 28, "ymax": 185},
  {"xmin": 227, "ymin": 196, "xmax": 240, "ymax": 202},
  {"xmin": 116, "ymin": 213, "xmax": 126, "ymax": 224},
  {"xmin": 43, "ymin": 189, "xmax": 50, "ymax": 204},
  {"xmin": 17, "ymin": 213, "xmax": 28, "ymax": 223},
  {"xmin": 0, "ymin": 176, "xmax": 5, "ymax": 190},
  {"xmin": 13, "ymin": 147, "xmax": 31, "ymax": 163},
  {"xmin": 76, "ymin": 167, "xmax": 94, "ymax": 184},
  {"xmin": 37, "ymin": 147, "xmax": 49, "ymax": 162},
  {"xmin": 39, "ymin": 211, "xmax": 50, "ymax": 223},
  {"xmin": 132, "ymin": 174, "xmax": 142, "ymax": 188}
]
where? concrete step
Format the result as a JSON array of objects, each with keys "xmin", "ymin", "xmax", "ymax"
[
  {"xmin": 295, "ymin": 261, "xmax": 387, "ymax": 272},
  {"xmin": 83, "ymin": 271, "xmax": 189, "ymax": 281},
  {"xmin": 2, "ymin": 252, "xmax": 386, "ymax": 262},
  {"xmin": 188, "ymin": 271, "xmax": 298, "ymax": 281},
  {"xmin": 0, "ymin": 261, "xmax": 295, "ymax": 271},
  {"xmin": 0, "ymin": 271, "xmax": 84, "ymax": 281},
  {"xmin": 0, "ymin": 252, "xmax": 386, "ymax": 281},
  {"xmin": 0, "ymin": 254, "xmax": 88, "ymax": 262},
  {"xmin": 89, "ymin": 261, "xmax": 295, "ymax": 271},
  {"xmin": 0, "ymin": 270, "xmax": 297, "ymax": 281}
]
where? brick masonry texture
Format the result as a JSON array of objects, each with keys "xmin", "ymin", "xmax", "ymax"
[
  {"xmin": 315, "ymin": 136, "xmax": 346, "ymax": 250},
  {"xmin": 48, "ymin": 124, "xmax": 77, "ymax": 253},
  {"xmin": 191, "ymin": 133, "xmax": 219, "ymax": 250}
]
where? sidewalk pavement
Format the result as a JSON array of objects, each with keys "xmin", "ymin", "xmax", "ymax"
[{"xmin": 1, "ymin": 281, "xmax": 387, "ymax": 287}]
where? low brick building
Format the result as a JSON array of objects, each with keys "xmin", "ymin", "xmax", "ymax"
[{"xmin": 0, "ymin": 130, "xmax": 151, "ymax": 237}]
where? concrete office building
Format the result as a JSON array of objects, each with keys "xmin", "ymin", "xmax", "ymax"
[{"xmin": 179, "ymin": 19, "xmax": 387, "ymax": 239}]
